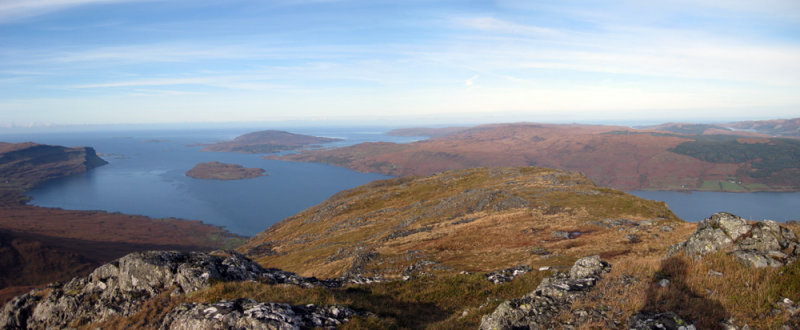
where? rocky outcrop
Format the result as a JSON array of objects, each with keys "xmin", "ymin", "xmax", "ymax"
[
  {"xmin": 668, "ymin": 212, "xmax": 800, "ymax": 267},
  {"xmin": 486, "ymin": 265, "xmax": 531, "ymax": 284},
  {"xmin": 0, "ymin": 250, "xmax": 346, "ymax": 329},
  {"xmin": 627, "ymin": 311, "xmax": 696, "ymax": 330},
  {"xmin": 160, "ymin": 299, "xmax": 357, "ymax": 330},
  {"xmin": 479, "ymin": 255, "xmax": 610, "ymax": 329}
]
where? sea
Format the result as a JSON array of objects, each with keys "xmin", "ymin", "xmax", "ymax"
[{"xmin": 2, "ymin": 126, "xmax": 798, "ymax": 236}]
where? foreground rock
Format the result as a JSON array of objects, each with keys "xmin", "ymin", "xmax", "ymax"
[
  {"xmin": 668, "ymin": 212, "xmax": 800, "ymax": 267},
  {"xmin": 0, "ymin": 250, "xmax": 348, "ymax": 329},
  {"xmin": 479, "ymin": 255, "xmax": 610, "ymax": 329},
  {"xmin": 161, "ymin": 298, "xmax": 356, "ymax": 330}
]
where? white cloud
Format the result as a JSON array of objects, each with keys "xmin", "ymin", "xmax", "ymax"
[
  {"xmin": 465, "ymin": 74, "xmax": 478, "ymax": 87},
  {"xmin": 0, "ymin": 0, "xmax": 153, "ymax": 23}
]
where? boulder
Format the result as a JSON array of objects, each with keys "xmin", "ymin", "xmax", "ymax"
[{"xmin": 668, "ymin": 212, "xmax": 800, "ymax": 268}]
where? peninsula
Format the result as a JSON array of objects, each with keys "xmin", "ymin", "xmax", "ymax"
[{"xmin": 185, "ymin": 161, "xmax": 266, "ymax": 180}]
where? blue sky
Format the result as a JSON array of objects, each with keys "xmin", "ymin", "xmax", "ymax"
[{"xmin": 1, "ymin": 0, "xmax": 799, "ymax": 127}]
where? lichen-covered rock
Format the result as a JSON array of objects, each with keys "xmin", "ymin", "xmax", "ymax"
[
  {"xmin": 479, "ymin": 255, "xmax": 610, "ymax": 330},
  {"xmin": 486, "ymin": 265, "xmax": 531, "ymax": 284},
  {"xmin": 159, "ymin": 299, "xmax": 356, "ymax": 330},
  {"xmin": 627, "ymin": 311, "xmax": 696, "ymax": 330},
  {"xmin": 668, "ymin": 212, "xmax": 800, "ymax": 268},
  {"xmin": 0, "ymin": 250, "xmax": 340, "ymax": 329}
]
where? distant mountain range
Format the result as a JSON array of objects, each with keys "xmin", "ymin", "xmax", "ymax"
[{"xmin": 274, "ymin": 118, "xmax": 800, "ymax": 192}]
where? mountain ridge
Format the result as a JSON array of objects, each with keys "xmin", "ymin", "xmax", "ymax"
[{"xmin": 272, "ymin": 121, "xmax": 800, "ymax": 192}]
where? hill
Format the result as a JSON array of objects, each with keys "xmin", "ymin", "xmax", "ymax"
[
  {"xmin": 273, "ymin": 122, "xmax": 800, "ymax": 192},
  {"xmin": 201, "ymin": 130, "xmax": 341, "ymax": 154},
  {"xmin": 0, "ymin": 142, "xmax": 245, "ymax": 304},
  {"xmin": 239, "ymin": 167, "xmax": 685, "ymax": 279},
  {"xmin": 642, "ymin": 117, "xmax": 800, "ymax": 138}
]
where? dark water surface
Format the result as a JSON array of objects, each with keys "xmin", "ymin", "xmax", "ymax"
[{"xmin": 3, "ymin": 127, "xmax": 417, "ymax": 236}]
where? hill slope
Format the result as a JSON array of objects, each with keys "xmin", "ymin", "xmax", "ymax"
[
  {"xmin": 273, "ymin": 123, "xmax": 800, "ymax": 191},
  {"xmin": 240, "ymin": 167, "xmax": 686, "ymax": 279}
]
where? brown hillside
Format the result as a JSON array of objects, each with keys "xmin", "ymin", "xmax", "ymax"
[
  {"xmin": 273, "ymin": 123, "xmax": 800, "ymax": 191},
  {"xmin": 240, "ymin": 167, "xmax": 688, "ymax": 279}
]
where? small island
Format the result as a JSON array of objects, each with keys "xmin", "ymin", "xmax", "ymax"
[
  {"xmin": 201, "ymin": 130, "xmax": 342, "ymax": 154},
  {"xmin": 185, "ymin": 161, "xmax": 266, "ymax": 180}
]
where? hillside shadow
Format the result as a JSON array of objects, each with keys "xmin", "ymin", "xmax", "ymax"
[
  {"xmin": 336, "ymin": 286, "xmax": 451, "ymax": 328},
  {"xmin": 640, "ymin": 257, "xmax": 729, "ymax": 329}
]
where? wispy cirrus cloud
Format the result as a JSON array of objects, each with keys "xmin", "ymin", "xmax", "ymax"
[{"xmin": 0, "ymin": 0, "xmax": 154, "ymax": 23}]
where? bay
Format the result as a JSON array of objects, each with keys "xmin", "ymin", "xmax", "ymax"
[{"xmin": 4, "ymin": 127, "xmax": 420, "ymax": 236}]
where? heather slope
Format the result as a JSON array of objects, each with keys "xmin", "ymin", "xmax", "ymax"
[
  {"xmin": 274, "ymin": 123, "xmax": 800, "ymax": 191},
  {"xmin": 240, "ymin": 167, "xmax": 685, "ymax": 279}
]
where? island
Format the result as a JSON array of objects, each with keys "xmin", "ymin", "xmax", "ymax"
[
  {"xmin": 201, "ymin": 130, "xmax": 342, "ymax": 154},
  {"xmin": 185, "ymin": 161, "xmax": 266, "ymax": 180}
]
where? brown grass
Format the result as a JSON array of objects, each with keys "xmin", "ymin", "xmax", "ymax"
[{"xmin": 571, "ymin": 252, "xmax": 800, "ymax": 329}]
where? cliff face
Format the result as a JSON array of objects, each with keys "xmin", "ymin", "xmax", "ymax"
[{"xmin": 0, "ymin": 142, "xmax": 108, "ymax": 204}]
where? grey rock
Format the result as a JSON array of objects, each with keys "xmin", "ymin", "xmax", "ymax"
[
  {"xmin": 626, "ymin": 234, "xmax": 641, "ymax": 243},
  {"xmin": 486, "ymin": 265, "xmax": 531, "ymax": 284},
  {"xmin": 159, "ymin": 298, "xmax": 357, "ymax": 330},
  {"xmin": 627, "ymin": 311, "xmax": 696, "ymax": 330},
  {"xmin": 707, "ymin": 270, "xmax": 723, "ymax": 277},
  {"xmin": 667, "ymin": 212, "xmax": 800, "ymax": 268},
  {"xmin": 661, "ymin": 225, "xmax": 675, "ymax": 232},
  {"xmin": 479, "ymin": 255, "xmax": 610, "ymax": 329},
  {"xmin": 658, "ymin": 279, "xmax": 670, "ymax": 288},
  {"xmin": 0, "ymin": 250, "xmax": 345, "ymax": 329},
  {"xmin": 569, "ymin": 255, "xmax": 605, "ymax": 280}
]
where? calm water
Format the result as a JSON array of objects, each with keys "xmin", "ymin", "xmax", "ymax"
[
  {"xmin": 630, "ymin": 190, "xmax": 800, "ymax": 222},
  {"xmin": 2, "ymin": 127, "xmax": 419, "ymax": 236},
  {"xmin": 3, "ymin": 127, "xmax": 799, "ymax": 235}
]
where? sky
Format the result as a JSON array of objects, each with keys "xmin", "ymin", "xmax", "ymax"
[{"xmin": 1, "ymin": 0, "xmax": 799, "ymax": 127}]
